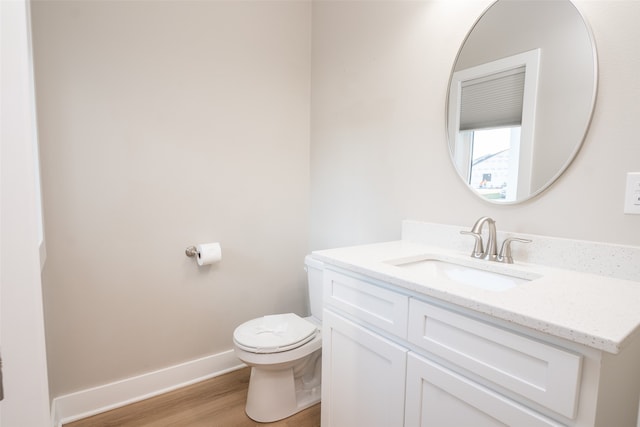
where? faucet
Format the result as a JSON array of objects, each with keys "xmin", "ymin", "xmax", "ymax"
[
  {"xmin": 497, "ymin": 237, "xmax": 532, "ymax": 264},
  {"xmin": 460, "ymin": 216, "xmax": 497, "ymax": 261},
  {"xmin": 461, "ymin": 217, "xmax": 531, "ymax": 263}
]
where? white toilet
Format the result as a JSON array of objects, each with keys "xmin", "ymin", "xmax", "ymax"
[{"xmin": 232, "ymin": 255, "xmax": 324, "ymax": 422}]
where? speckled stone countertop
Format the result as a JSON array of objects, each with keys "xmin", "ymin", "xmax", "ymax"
[{"xmin": 313, "ymin": 221, "xmax": 640, "ymax": 354}]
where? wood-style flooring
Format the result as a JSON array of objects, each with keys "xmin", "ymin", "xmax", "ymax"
[{"xmin": 64, "ymin": 367, "xmax": 320, "ymax": 427}]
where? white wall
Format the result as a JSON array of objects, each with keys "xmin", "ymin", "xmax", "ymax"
[
  {"xmin": 32, "ymin": 0, "xmax": 311, "ymax": 398},
  {"xmin": 311, "ymin": 0, "xmax": 640, "ymax": 250}
]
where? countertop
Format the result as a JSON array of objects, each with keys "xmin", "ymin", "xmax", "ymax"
[{"xmin": 313, "ymin": 240, "xmax": 640, "ymax": 354}]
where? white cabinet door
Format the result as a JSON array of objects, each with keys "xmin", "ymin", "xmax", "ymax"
[
  {"xmin": 321, "ymin": 310, "xmax": 408, "ymax": 427},
  {"xmin": 405, "ymin": 353, "xmax": 564, "ymax": 427}
]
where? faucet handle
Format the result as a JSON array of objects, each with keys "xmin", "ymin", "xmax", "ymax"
[
  {"xmin": 460, "ymin": 230, "xmax": 484, "ymax": 258},
  {"xmin": 497, "ymin": 237, "xmax": 532, "ymax": 264}
]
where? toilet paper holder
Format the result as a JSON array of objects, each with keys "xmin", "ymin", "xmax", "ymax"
[
  {"xmin": 185, "ymin": 246, "xmax": 198, "ymax": 257},
  {"xmin": 185, "ymin": 242, "xmax": 222, "ymax": 266}
]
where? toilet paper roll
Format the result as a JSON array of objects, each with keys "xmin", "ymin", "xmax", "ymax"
[{"xmin": 196, "ymin": 242, "xmax": 222, "ymax": 266}]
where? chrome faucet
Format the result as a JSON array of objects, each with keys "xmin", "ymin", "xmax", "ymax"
[{"xmin": 461, "ymin": 217, "xmax": 531, "ymax": 263}]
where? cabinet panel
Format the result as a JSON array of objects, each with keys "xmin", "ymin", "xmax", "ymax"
[
  {"xmin": 408, "ymin": 299, "xmax": 582, "ymax": 418},
  {"xmin": 323, "ymin": 270, "xmax": 409, "ymax": 337},
  {"xmin": 405, "ymin": 353, "xmax": 564, "ymax": 427},
  {"xmin": 321, "ymin": 310, "xmax": 407, "ymax": 427}
]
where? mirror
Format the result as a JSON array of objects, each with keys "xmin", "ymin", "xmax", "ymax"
[{"xmin": 446, "ymin": 0, "xmax": 597, "ymax": 204}]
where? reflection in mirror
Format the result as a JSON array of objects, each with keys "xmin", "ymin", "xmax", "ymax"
[{"xmin": 446, "ymin": 0, "xmax": 597, "ymax": 204}]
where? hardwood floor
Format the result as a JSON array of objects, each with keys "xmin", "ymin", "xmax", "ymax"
[{"xmin": 64, "ymin": 368, "xmax": 320, "ymax": 427}]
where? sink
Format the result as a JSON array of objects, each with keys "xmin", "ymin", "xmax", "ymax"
[{"xmin": 383, "ymin": 256, "xmax": 535, "ymax": 291}]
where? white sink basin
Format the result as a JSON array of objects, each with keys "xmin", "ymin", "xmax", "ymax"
[{"xmin": 384, "ymin": 255, "xmax": 536, "ymax": 292}]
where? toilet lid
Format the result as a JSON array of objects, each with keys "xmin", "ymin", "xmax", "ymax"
[{"xmin": 233, "ymin": 313, "xmax": 318, "ymax": 354}]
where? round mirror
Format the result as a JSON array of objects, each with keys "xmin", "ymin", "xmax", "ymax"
[{"xmin": 446, "ymin": 0, "xmax": 597, "ymax": 204}]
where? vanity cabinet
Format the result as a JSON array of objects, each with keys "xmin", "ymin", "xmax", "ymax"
[
  {"xmin": 321, "ymin": 269, "xmax": 409, "ymax": 427},
  {"xmin": 321, "ymin": 311, "xmax": 407, "ymax": 427},
  {"xmin": 321, "ymin": 268, "xmax": 640, "ymax": 427}
]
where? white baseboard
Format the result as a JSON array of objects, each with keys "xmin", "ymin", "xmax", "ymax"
[{"xmin": 51, "ymin": 349, "xmax": 244, "ymax": 427}]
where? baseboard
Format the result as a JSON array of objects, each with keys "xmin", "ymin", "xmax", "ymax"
[{"xmin": 51, "ymin": 349, "xmax": 244, "ymax": 427}]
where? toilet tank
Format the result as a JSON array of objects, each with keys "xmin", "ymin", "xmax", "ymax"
[{"xmin": 304, "ymin": 255, "xmax": 324, "ymax": 321}]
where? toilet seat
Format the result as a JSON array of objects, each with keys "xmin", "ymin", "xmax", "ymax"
[{"xmin": 233, "ymin": 313, "xmax": 318, "ymax": 354}]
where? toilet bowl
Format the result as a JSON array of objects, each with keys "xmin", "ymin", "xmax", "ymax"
[{"xmin": 232, "ymin": 256, "xmax": 324, "ymax": 422}]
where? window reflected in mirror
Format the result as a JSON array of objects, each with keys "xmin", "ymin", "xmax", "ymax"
[
  {"xmin": 450, "ymin": 49, "xmax": 539, "ymax": 203},
  {"xmin": 465, "ymin": 127, "xmax": 521, "ymax": 202}
]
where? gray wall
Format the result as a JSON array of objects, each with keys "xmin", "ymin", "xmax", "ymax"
[
  {"xmin": 311, "ymin": 0, "xmax": 640, "ymax": 250},
  {"xmin": 32, "ymin": 0, "xmax": 311, "ymax": 397}
]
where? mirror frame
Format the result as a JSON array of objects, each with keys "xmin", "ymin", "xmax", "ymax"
[{"xmin": 446, "ymin": 0, "xmax": 599, "ymax": 205}]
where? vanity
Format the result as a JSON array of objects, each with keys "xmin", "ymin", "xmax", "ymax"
[
  {"xmin": 312, "ymin": 0, "xmax": 639, "ymax": 424},
  {"xmin": 314, "ymin": 221, "xmax": 640, "ymax": 427}
]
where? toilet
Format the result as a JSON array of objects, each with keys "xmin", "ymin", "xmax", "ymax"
[{"xmin": 232, "ymin": 255, "xmax": 324, "ymax": 422}]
